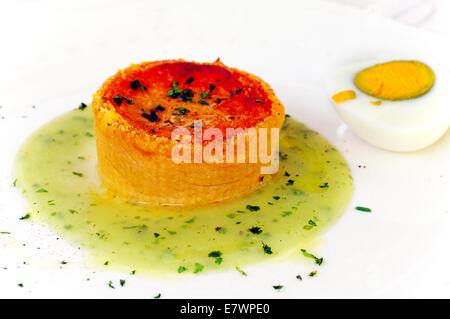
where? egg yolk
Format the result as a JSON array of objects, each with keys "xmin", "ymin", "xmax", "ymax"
[
  {"xmin": 332, "ymin": 90, "xmax": 356, "ymax": 103},
  {"xmin": 354, "ymin": 60, "xmax": 435, "ymax": 101}
]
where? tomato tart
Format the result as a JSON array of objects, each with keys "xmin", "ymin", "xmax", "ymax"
[{"xmin": 92, "ymin": 59, "xmax": 285, "ymax": 206}]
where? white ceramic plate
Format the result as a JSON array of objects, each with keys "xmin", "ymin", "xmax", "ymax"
[{"xmin": 0, "ymin": 0, "xmax": 449, "ymax": 298}]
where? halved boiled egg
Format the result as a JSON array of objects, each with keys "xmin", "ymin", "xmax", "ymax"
[{"xmin": 326, "ymin": 60, "xmax": 450, "ymax": 152}]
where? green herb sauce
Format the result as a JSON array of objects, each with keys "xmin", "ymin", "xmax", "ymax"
[{"xmin": 13, "ymin": 106, "xmax": 353, "ymax": 276}]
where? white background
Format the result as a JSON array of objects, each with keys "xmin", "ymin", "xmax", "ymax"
[{"xmin": 0, "ymin": 0, "xmax": 449, "ymax": 298}]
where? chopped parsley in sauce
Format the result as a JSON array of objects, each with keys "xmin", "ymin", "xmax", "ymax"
[
  {"xmin": 248, "ymin": 226, "xmax": 262, "ymax": 234},
  {"xmin": 193, "ymin": 263, "xmax": 204, "ymax": 274},
  {"xmin": 262, "ymin": 242, "xmax": 273, "ymax": 255},
  {"xmin": 235, "ymin": 266, "xmax": 248, "ymax": 276},
  {"xmin": 286, "ymin": 180, "xmax": 295, "ymax": 186},
  {"xmin": 178, "ymin": 266, "xmax": 187, "ymax": 273},
  {"xmin": 19, "ymin": 213, "xmax": 31, "ymax": 220},
  {"xmin": 246, "ymin": 205, "xmax": 260, "ymax": 212},
  {"xmin": 300, "ymin": 249, "xmax": 323, "ymax": 265}
]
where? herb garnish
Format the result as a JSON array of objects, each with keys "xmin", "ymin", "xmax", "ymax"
[
  {"xmin": 248, "ymin": 226, "xmax": 262, "ymax": 234},
  {"xmin": 19, "ymin": 213, "xmax": 31, "ymax": 220},
  {"xmin": 193, "ymin": 263, "xmax": 204, "ymax": 274},
  {"xmin": 180, "ymin": 89, "xmax": 194, "ymax": 102},
  {"xmin": 121, "ymin": 95, "xmax": 134, "ymax": 104},
  {"xmin": 178, "ymin": 266, "xmax": 187, "ymax": 273},
  {"xmin": 36, "ymin": 188, "xmax": 48, "ymax": 193},
  {"xmin": 120, "ymin": 279, "xmax": 126, "ymax": 287},
  {"xmin": 208, "ymin": 251, "xmax": 222, "ymax": 258},
  {"xmin": 18, "ymin": 283, "xmax": 24, "ymax": 288},
  {"xmin": 142, "ymin": 110, "xmax": 159, "ymax": 122},
  {"xmin": 235, "ymin": 266, "xmax": 247, "ymax": 276},
  {"xmin": 154, "ymin": 293, "xmax": 161, "ymax": 299},
  {"xmin": 130, "ymin": 79, "xmax": 140, "ymax": 90},
  {"xmin": 231, "ymin": 88, "xmax": 242, "ymax": 96},
  {"xmin": 154, "ymin": 104, "xmax": 165, "ymax": 111},
  {"xmin": 216, "ymin": 227, "xmax": 226, "ymax": 234},
  {"xmin": 13, "ymin": 179, "xmax": 17, "ymax": 187},
  {"xmin": 319, "ymin": 182, "xmax": 329, "ymax": 188},
  {"xmin": 209, "ymin": 83, "xmax": 216, "ymax": 92},
  {"xmin": 255, "ymin": 99, "xmax": 263, "ymax": 104},
  {"xmin": 246, "ymin": 205, "xmax": 260, "ymax": 212},
  {"xmin": 286, "ymin": 180, "xmax": 295, "ymax": 186},
  {"xmin": 208, "ymin": 251, "xmax": 223, "ymax": 264},
  {"xmin": 296, "ymin": 275, "xmax": 302, "ymax": 280},
  {"xmin": 273, "ymin": 285, "xmax": 283, "ymax": 290},
  {"xmin": 167, "ymin": 87, "xmax": 182, "ymax": 97},
  {"xmin": 281, "ymin": 211, "xmax": 292, "ymax": 217},
  {"xmin": 185, "ymin": 76, "xmax": 194, "ymax": 84},
  {"xmin": 0, "ymin": 232, "xmax": 11, "ymax": 235},
  {"xmin": 166, "ymin": 82, "xmax": 182, "ymax": 98},
  {"xmin": 78, "ymin": 103, "xmax": 87, "ymax": 111},
  {"xmin": 355, "ymin": 206, "xmax": 372, "ymax": 212},
  {"xmin": 108, "ymin": 280, "xmax": 115, "ymax": 289},
  {"xmin": 200, "ymin": 92, "xmax": 209, "ymax": 99},
  {"xmin": 273, "ymin": 196, "xmax": 280, "ymax": 200},
  {"xmin": 174, "ymin": 107, "xmax": 190, "ymax": 116},
  {"xmin": 198, "ymin": 100, "xmax": 209, "ymax": 105},
  {"xmin": 262, "ymin": 242, "xmax": 273, "ymax": 254},
  {"xmin": 303, "ymin": 217, "xmax": 318, "ymax": 230},
  {"xmin": 112, "ymin": 95, "xmax": 123, "ymax": 106},
  {"xmin": 72, "ymin": 171, "xmax": 83, "ymax": 177},
  {"xmin": 309, "ymin": 270, "xmax": 317, "ymax": 277},
  {"xmin": 300, "ymin": 249, "xmax": 323, "ymax": 265}
]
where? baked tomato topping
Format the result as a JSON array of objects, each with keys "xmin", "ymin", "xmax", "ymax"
[{"xmin": 102, "ymin": 61, "xmax": 273, "ymax": 138}]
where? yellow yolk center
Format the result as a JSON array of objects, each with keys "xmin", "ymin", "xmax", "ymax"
[{"xmin": 354, "ymin": 60, "xmax": 435, "ymax": 101}]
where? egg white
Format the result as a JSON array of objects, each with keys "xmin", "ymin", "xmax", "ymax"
[{"xmin": 326, "ymin": 61, "xmax": 450, "ymax": 152}]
